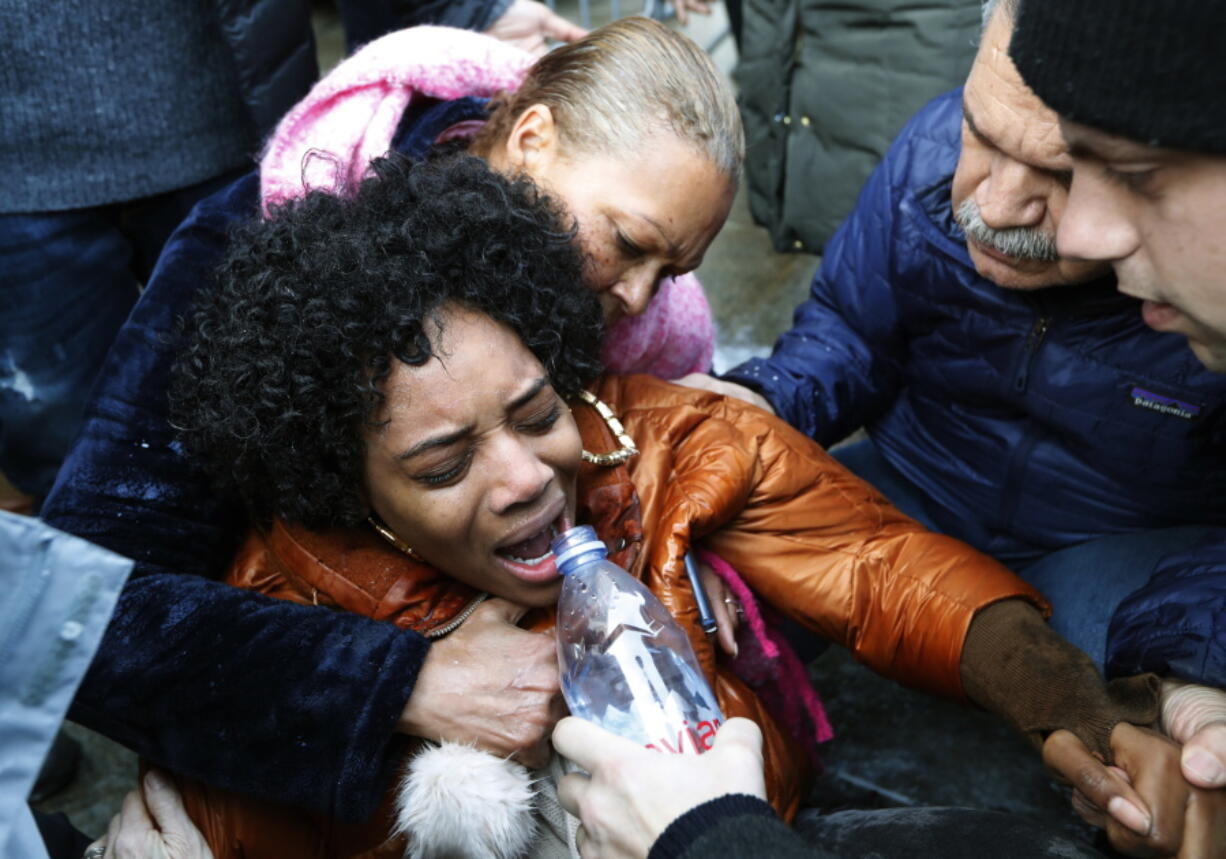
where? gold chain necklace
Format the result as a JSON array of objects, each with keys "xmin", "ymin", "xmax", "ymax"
[{"xmin": 577, "ymin": 389, "xmax": 638, "ymax": 466}]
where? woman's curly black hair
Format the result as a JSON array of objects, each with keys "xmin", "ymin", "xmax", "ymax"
[{"xmin": 170, "ymin": 154, "xmax": 605, "ymax": 529}]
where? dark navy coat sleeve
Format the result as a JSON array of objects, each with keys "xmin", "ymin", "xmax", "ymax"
[
  {"xmin": 722, "ymin": 126, "xmax": 908, "ymax": 448},
  {"xmin": 1107, "ymin": 533, "xmax": 1226, "ymax": 689},
  {"xmin": 42, "ymin": 172, "xmax": 430, "ymax": 822}
]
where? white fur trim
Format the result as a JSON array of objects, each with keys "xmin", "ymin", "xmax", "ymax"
[{"xmin": 394, "ymin": 741, "xmax": 537, "ymax": 859}]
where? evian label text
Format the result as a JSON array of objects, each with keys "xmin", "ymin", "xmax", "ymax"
[{"xmin": 645, "ymin": 717, "xmax": 721, "ymax": 754}]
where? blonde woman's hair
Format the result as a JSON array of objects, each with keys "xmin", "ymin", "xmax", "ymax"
[{"xmin": 473, "ymin": 17, "xmax": 743, "ymax": 181}]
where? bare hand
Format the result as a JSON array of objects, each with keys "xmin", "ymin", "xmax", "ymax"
[
  {"xmin": 1044, "ymin": 722, "xmax": 1226, "ymax": 857},
  {"xmin": 675, "ymin": 373, "xmax": 775, "ymax": 415},
  {"xmin": 1162, "ymin": 678, "xmax": 1226, "ymax": 789},
  {"xmin": 673, "ymin": 0, "xmax": 714, "ymax": 26},
  {"xmin": 484, "ymin": 0, "xmax": 586, "ymax": 56},
  {"xmin": 86, "ymin": 770, "xmax": 214, "ymax": 859},
  {"xmin": 697, "ymin": 560, "xmax": 740, "ymax": 657},
  {"xmin": 554, "ymin": 716, "xmax": 767, "ymax": 859},
  {"xmin": 399, "ymin": 597, "xmax": 565, "ymax": 768}
]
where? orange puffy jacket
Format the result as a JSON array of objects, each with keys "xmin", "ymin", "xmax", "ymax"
[{"xmin": 174, "ymin": 374, "xmax": 1045, "ymax": 857}]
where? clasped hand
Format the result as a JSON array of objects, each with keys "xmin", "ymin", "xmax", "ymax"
[
  {"xmin": 553, "ymin": 716, "xmax": 767, "ymax": 859},
  {"xmin": 1043, "ymin": 679, "xmax": 1226, "ymax": 857},
  {"xmin": 398, "ymin": 597, "xmax": 565, "ymax": 769}
]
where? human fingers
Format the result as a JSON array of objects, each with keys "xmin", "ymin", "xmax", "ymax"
[
  {"xmin": 1043, "ymin": 729, "xmax": 1153, "ymax": 838},
  {"xmin": 712, "ymin": 717, "xmax": 764, "ymax": 755},
  {"xmin": 510, "ymin": 673, "xmax": 565, "ymax": 768},
  {"xmin": 123, "ymin": 781, "xmax": 157, "ymax": 829},
  {"xmin": 140, "ymin": 770, "xmax": 188, "ymax": 828},
  {"xmin": 1114, "ymin": 723, "xmax": 1226, "ymax": 859},
  {"xmin": 674, "ymin": 373, "xmax": 720, "ymax": 395},
  {"xmin": 543, "ymin": 10, "xmax": 586, "ymax": 43},
  {"xmin": 709, "ymin": 718, "xmax": 768, "ymax": 798},
  {"xmin": 673, "ymin": 374, "xmax": 775, "ymax": 414},
  {"xmin": 560, "ymin": 776, "xmax": 644, "ymax": 859},
  {"xmin": 557, "ymin": 770, "xmax": 590, "ymax": 818},
  {"xmin": 556, "ymin": 723, "xmax": 660, "ymax": 859},
  {"xmin": 1163, "ymin": 680, "xmax": 1226, "ymax": 789},
  {"xmin": 398, "ymin": 611, "xmax": 558, "ymax": 757},
  {"xmin": 1175, "ymin": 782, "xmax": 1226, "ymax": 859},
  {"xmin": 141, "ymin": 770, "xmax": 214, "ymax": 858},
  {"xmin": 106, "ymin": 801, "xmax": 122, "ymax": 851},
  {"xmin": 511, "ymin": 648, "xmax": 566, "ymax": 769},
  {"xmin": 1071, "ymin": 789, "xmax": 1109, "ymax": 829},
  {"xmin": 575, "ymin": 822, "xmax": 593, "ymax": 859},
  {"xmin": 553, "ymin": 716, "xmax": 641, "ymax": 775},
  {"xmin": 1162, "ymin": 680, "xmax": 1226, "ymax": 738},
  {"xmin": 697, "ymin": 562, "xmax": 739, "ymax": 656},
  {"xmin": 677, "ymin": 0, "xmax": 713, "ymax": 23},
  {"xmin": 475, "ymin": 596, "xmax": 530, "ymax": 626},
  {"xmin": 108, "ymin": 786, "xmax": 163, "ymax": 859},
  {"xmin": 1069, "ymin": 763, "xmax": 1130, "ymax": 829},
  {"xmin": 1110, "ymin": 722, "xmax": 1191, "ymax": 857},
  {"xmin": 1184, "ymin": 723, "xmax": 1226, "ymax": 789}
]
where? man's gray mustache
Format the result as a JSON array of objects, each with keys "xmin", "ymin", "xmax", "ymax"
[{"xmin": 955, "ymin": 198, "xmax": 1060, "ymax": 263}]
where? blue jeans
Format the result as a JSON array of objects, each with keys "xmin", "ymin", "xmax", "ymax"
[
  {"xmin": 0, "ymin": 170, "xmax": 243, "ymax": 499},
  {"xmin": 833, "ymin": 439, "xmax": 1215, "ymax": 669}
]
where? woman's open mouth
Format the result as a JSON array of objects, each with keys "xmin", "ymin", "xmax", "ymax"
[{"xmin": 494, "ymin": 504, "xmax": 572, "ymax": 583}]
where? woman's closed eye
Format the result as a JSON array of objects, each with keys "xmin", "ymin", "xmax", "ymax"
[
  {"xmin": 616, "ymin": 230, "xmax": 646, "ymax": 258},
  {"xmin": 516, "ymin": 402, "xmax": 561, "ymax": 435},
  {"xmin": 413, "ymin": 402, "xmax": 559, "ymax": 486},
  {"xmin": 415, "ymin": 449, "xmax": 474, "ymax": 487}
]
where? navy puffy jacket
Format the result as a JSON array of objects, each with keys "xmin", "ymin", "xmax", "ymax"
[
  {"xmin": 1108, "ymin": 532, "xmax": 1226, "ymax": 686},
  {"xmin": 40, "ymin": 99, "xmax": 482, "ymax": 821},
  {"xmin": 726, "ymin": 89, "xmax": 1226, "ymax": 687}
]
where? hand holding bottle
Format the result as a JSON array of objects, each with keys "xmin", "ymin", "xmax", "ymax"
[{"xmin": 554, "ymin": 716, "xmax": 767, "ymax": 859}]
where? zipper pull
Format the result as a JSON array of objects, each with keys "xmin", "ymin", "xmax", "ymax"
[{"xmin": 1015, "ymin": 317, "xmax": 1051, "ymax": 392}]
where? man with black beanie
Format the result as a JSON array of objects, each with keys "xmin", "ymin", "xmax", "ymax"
[
  {"xmin": 1010, "ymin": 0, "xmax": 1226, "ymax": 372},
  {"xmin": 1012, "ymin": 1, "xmax": 1226, "ymax": 855}
]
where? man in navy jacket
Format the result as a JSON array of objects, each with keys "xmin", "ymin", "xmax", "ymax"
[{"xmin": 688, "ymin": 0, "xmax": 1226, "ymax": 692}]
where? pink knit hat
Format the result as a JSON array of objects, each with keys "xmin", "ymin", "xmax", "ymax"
[{"xmin": 260, "ymin": 26, "xmax": 533, "ymax": 211}]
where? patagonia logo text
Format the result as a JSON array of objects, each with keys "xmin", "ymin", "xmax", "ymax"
[{"xmin": 1130, "ymin": 386, "xmax": 1202, "ymax": 420}]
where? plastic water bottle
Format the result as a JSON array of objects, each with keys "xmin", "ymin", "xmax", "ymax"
[{"xmin": 552, "ymin": 525, "xmax": 724, "ymax": 754}]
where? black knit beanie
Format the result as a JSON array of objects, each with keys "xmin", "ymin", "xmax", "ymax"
[{"xmin": 1009, "ymin": 0, "xmax": 1226, "ymax": 153}]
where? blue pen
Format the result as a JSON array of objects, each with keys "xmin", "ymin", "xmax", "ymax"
[{"xmin": 684, "ymin": 550, "xmax": 720, "ymax": 636}]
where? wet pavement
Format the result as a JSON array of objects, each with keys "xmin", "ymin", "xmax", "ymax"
[
  {"xmin": 807, "ymin": 645, "xmax": 1099, "ymax": 847},
  {"xmin": 32, "ymin": 4, "xmax": 1104, "ymax": 853}
]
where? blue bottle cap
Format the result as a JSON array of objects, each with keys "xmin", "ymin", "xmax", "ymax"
[{"xmin": 551, "ymin": 525, "xmax": 607, "ymax": 573}]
